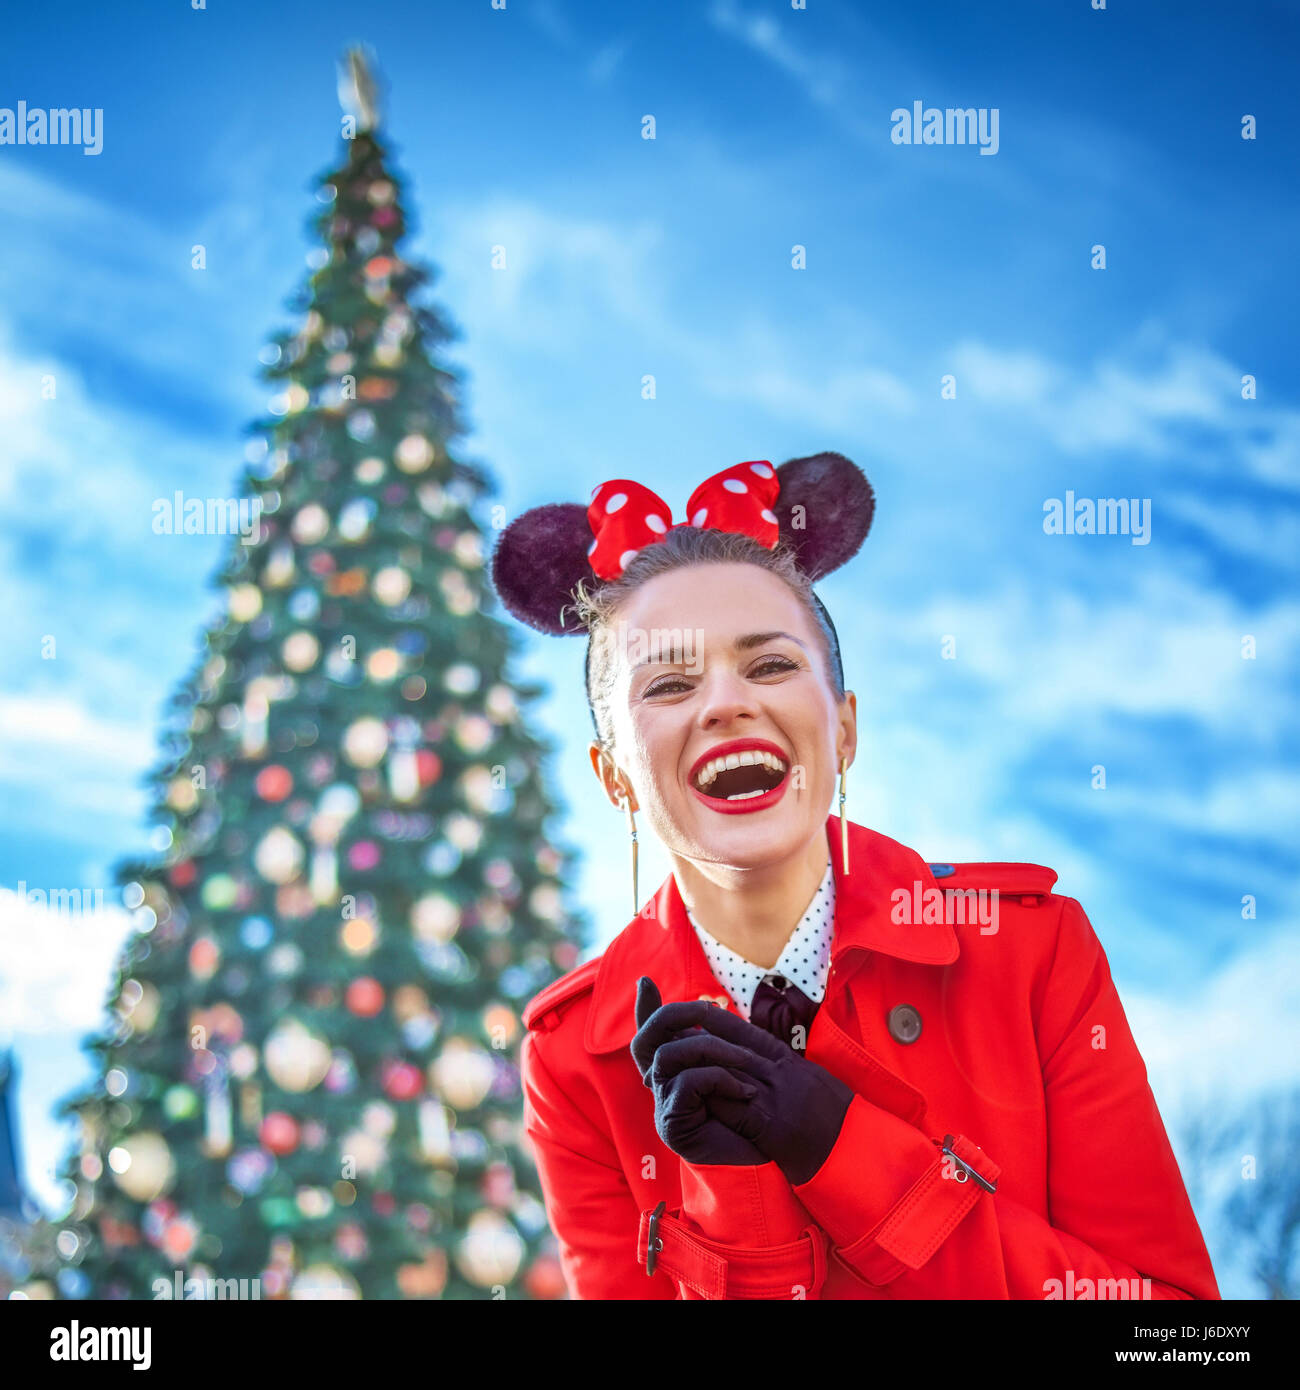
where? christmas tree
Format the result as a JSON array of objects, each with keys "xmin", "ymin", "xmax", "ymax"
[{"xmin": 48, "ymin": 51, "xmax": 580, "ymax": 1301}]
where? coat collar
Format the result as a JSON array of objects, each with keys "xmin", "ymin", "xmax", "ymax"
[{"xmin": 584, "ymin": 814, "xmax": 958, "ymax": 1055}]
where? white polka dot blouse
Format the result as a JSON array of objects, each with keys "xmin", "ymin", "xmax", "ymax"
[{"xmin": 685, "ymin": 852, "xmax": 836, "ymax": 1021}]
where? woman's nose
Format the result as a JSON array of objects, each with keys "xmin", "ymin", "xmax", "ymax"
[{"xmin": 695, "ymin": 669, "xmax": 759, "ymax": 727}]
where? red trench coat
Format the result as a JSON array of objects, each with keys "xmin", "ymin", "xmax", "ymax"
[{"xmin": 520, "ymin": 816, "xmax": 1220, "ymax": 1300}]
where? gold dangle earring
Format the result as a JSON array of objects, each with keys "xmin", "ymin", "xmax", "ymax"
[
  {"xmin": 838, "ymin": 755, "xmax": 850, "ymax": 875},
  {"xmin": 620, "ymin": 785, "xmax": 639, "ymax": 914}
]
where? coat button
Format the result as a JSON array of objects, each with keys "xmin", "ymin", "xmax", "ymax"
[{"xmin": 887, "ymin": 1004, "xmax": 923, "ymax": 1044}]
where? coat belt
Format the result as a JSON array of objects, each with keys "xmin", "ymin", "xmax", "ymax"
[{"xmin": 636, "ymin": 1206, "xmax": 828, "ymax": 1300}]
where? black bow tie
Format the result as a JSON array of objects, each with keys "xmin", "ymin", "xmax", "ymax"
[{"xmin": 751, "ymin": 973, "xmax": 820, "ymax": 1050}]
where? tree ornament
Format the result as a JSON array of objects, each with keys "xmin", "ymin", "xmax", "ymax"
[
  {"xmin": 310, "ymin": 845, "xmax": 339, "ymax": 904},
  {"xmin": 410, "ymin": 892, "xmax": 459, "ymax": 943},
  {"xmin": 282, "ymin": 631, "xmax": 320, "ymax": 672},
  {"xmin": 264, "ymin": 541, "xmax": 295, "ymax": 587},
  {"xmin": 396, "ymin": 1248, "xmax": 447, "ymax": 1298},
  {"xmin": 366, "ymin": 647, "xmax": 401, "ymax": 682},
  {"xmin": 481, "ymin": 1159, "xmax": 516, "ymax": 1207},
  {"xmin": 338, "ymin": 496, "xmax": 377, "ymax": 540},
  {"xmin": 459, "ymin": 764, "xmax": 498, "ymax": 815},
  {"xmin": 291, "ymin": 503, "xmax": 330, "ymax": 545},
  {"xmin": 416, "ymin": 1099, "xmax": 451, "ymax": 1163},
  {"xmin": 169, "ymin": 859, "xmax": 197, "ymax": 889},
  {"xmin": 254, "ymin": 826, "xmax": 305, "ymax": 884},
  {"xmin": 338, "ymin": 914, "xmax": 375, "ymax": 956},
  {"xmin": 260, "ymin": 1111, "xmax": 300, "ymax": 1156},
  {"xmin": 345, "ymin": 977, "xmax": 385, "ymax": 1017},
  {"xmin": 430, "ymin": 1039, "xmax": 495, "ymax": 1110},
  {"xmin": 241, "ymin": 688, "xmax": 269, "ymax": 758},
  {"xmin": 227, "ymin": 583, "xmax": 263, "ymax": 622},
  {"xmin": 199, "ymin": 873, "xmax": 238, "ymax": 911},
  {"xmin": 340, "ymin": 1128, "xmax": 386, "ymax": 1177},
  {"xmin": 107, "ymin": 1132, "xmax": 174, "ymax": 1202},
  {"xmin": 203, "ymin": 1070, "xmax": 233, "ymax": 1158},
  {"xmin": 455, "ymin": 1210, "xmax": 524, "ymax": 1288},
  {"xmin": 166, "ymin": 777, "xmax": 199, "ymax": 812},
  {"xmin": 324, "ymin": 1050, "xmax": 357, "ymax": 1094},
  {"xmin": 343, "ymin": 717, "xmax": 388, "ymax": 767},
  {"xmin": 334, "ymin": 1223, "xmax": 368, "ymax": 1261},
  {"xmin": 254, "ymin": 765, "xmax": 293, "ymax": 802},
  {"xmin": 189, "ymin": 936, "xmax": 220, "ymax": 981},
  {"xmin": 443, "ymin": 812, "xmax": 484, "ymax": 853},
  {"xmin": 481, "ymin": 1003, "xmax": 519, "ymax": 1047},
  {"xmin": 524, "ymin": 1252, "xmax": 567, "ymax": 1300},
  {"xmin": 161, "ymin": 1214, "xmax": 199, "ymax": 1262},
  {"xmin": 346, "ymin": 840, "xmax": 380, "ymax": 873},
  {"xmin": 122, "ymin": 980, "xmax": 161, "ymax": 1033},
  {"xmin": 296, "ymin": 1186, "xmax": 332, "ymax": 1218},
  {"xmin": 264, "ymin": 1019, "xmax": 332, "ymax": 1092},
  {"xmin": 381, "ymin": 1059, "xmax": 423, "ymax": 1102},
  {"xmin": 395, "ymin": 434, "xmax": 434, "ymax": 473},
  {"xmin": 226, "ymin": 1147, "xmax": 272, "ymax": 1196},
  {"xmin": 162, "ymin": 1084, "xmax": 199, "ymax": 1122}
]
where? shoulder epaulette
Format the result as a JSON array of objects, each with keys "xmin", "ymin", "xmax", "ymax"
[
  {"xmin": 522, "ymin": 956, "xmax": 603, "ymax": 1032},
  {"xmin": 927, "ymin": 861, "xmax": 1059, "ymax": 903}
]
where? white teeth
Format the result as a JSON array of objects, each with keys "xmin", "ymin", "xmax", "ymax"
[{"xmin": 693, "ymin": 748, "xmax": 789, "ymax": 792}]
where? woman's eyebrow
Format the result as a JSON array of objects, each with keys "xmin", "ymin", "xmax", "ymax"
[
  {"xmin": 734, "ymin": 630, "xmax": 808, "ymax": 653},
  {"xmin": 634, "ymin": 630, "xmax": 808, "ymax": 670}
]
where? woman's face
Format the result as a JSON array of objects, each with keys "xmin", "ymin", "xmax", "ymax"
[{"xmin": 591, "ymin": 561, "xmax": 856, "ymax": 870}]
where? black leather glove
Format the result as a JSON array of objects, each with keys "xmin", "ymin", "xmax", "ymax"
[
  {"xmin": 632, "ymin": 976, "xmax": 854, "ymax": 1186},
  {"xmin": 631, "ymin": 976, "xmax": 767, "ymax": 1165}
]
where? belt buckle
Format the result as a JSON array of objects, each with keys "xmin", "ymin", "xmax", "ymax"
[
  {"xmin": 942, "ymin": 1134, "xmax": 997, "ymax": 1193},
  {"xmin": 645, "ymin": 1199, "xmax": 667, "ymax": 1276}
]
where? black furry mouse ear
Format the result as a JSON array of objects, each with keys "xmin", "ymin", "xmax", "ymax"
[
  {"xmin": 489, "ymin": 503, "xmax": 594, "ymax": 635},
  {"xmin": 774, "ymin": 452, "xmax": 875, "ymax": 581}
]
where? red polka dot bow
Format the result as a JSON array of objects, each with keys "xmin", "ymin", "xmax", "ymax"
[{"xmin": 586, "ymin": 461, "xmax": 780, "ymax": 581}]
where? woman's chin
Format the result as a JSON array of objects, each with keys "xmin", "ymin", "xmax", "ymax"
[{"xmin": 682, "ymin": 796, "xmax": 811, "ymax": 865}]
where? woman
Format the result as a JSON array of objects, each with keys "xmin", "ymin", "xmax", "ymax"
[{"xmin": 491, "ymin": 452, "xmax": 1220, "ymax": 1301}]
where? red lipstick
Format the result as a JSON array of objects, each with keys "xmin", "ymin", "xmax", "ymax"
[{"xmin": 687, "ymin": 737, "xmax": 791, "ymax": 816}]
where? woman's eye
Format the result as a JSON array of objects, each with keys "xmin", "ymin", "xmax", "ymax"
[
  {"xmin": 644, "ymin": 676, "xmax": 691, "ymax": 697},
  {"xmin": 750, "ymin": 656, "xmax": 798, "ymax": 677},
  {"xmin": 643, "ymin": 656, "xmax": 797, "ymax": 697}
]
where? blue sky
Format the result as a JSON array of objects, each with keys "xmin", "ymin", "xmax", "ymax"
[{"xmin": 1, "ymin": 1, "xmax": 1297, "ymax": 1295}]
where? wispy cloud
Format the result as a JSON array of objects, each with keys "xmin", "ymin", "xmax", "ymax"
[
  {"xmin": 0, "ymin": 891, "xmax": 133, "ymax": 1037},
  {"xmin": 589, "ymin": 39, "xmax": 630, "ymax": 85},
  {"xmin": 951, "ymin": 337, "xmax": 1300, "ymax": 484},
  {"xmin": 525, "ymin": 1, "xmax": 631, "ymax": 87},
  {"xmin": 705, "ymin": 0, "xmax": 878, "ymax": 141}
]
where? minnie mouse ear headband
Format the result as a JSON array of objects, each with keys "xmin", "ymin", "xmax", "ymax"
[{"xmin": 489, "ymin": 452, "xmax": 874, "ymax": 643}]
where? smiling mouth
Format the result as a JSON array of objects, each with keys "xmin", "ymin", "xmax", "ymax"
[{"xmin": 691, "ymin": 749, "xmax": 789, "ymax": 802}]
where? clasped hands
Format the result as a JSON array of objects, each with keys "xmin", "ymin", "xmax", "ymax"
[{"xmin": 630, "ymin": 976, "xmax": 853, "ymax": 1187}]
